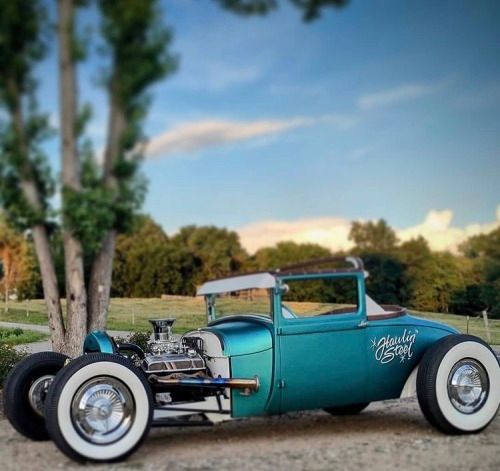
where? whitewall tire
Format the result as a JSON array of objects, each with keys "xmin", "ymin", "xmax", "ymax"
[
  {"xmin": 45, "ymin": 354, "xmax": 153, "ymax": 462},
  {"xmin": 417, "ymin": 334, "xmax": 500, "ymax": 434},
  {"xmin": 3, "ymin": 352, "xmax": 69, "ymax": 441}
]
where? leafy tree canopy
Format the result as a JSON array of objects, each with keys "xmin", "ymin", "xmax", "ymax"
[{"xmin": 349, "ymin": 219, "xmax": 399, "ymax": 253}]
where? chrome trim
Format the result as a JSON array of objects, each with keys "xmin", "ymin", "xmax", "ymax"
[
  {"xmin": 28, "ymin": 375, "xmax": 54, "ymax": 417},
  {"xmin": 447, "ymin": 359, "xmax": 489, "ymax": 414},
  {"xmin": 150, "ymin": 375, "xmax": 260, "ymax": 392},
  {"xmin": 71, "ymin": 377, "xmax": 135, "ymax": 445}
]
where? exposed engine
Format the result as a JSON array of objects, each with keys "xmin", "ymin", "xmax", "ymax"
[{"xmin": 140, "ymin": 319, "xmax": 206, "ymax": 375}]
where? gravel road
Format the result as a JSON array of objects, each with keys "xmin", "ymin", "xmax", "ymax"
[{"xmin": 1, "ymin": 396, "xmax": 498, "ymax": 471}]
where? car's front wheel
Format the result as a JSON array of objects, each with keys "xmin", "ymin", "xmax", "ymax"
[
  {"xmin": 417, "ymin": 334, "xmax": 500, "ymax": 434},
  {"xmin": 45, "ymin": 353, "xmax": 153, "ymax": 463}
]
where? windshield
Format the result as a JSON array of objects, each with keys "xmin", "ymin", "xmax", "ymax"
[{"xmin": 206, "ymin": 288, "xmax": 273, "ymax": 320}]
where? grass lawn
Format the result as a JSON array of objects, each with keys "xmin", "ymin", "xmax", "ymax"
[
  {"xmin": 1, "ymin": 297, "xmax": 499, "ymax": 345},
  {"xmin": 0, "ymin": 327, "xmax": 49, "ymax": 346},
  {"xmin": 0, "ymin": 297, "xmax": 207, "ymax": 334}
]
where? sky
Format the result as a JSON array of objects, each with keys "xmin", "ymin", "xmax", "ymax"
[{"xmin": 36, "ymin": 0, "xmax": 500, "ymax": 253}]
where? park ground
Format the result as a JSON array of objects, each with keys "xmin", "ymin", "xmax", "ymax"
[
  {"xmin": 1, "ymin": 296, "xmax": 500, "ymax": 345},
  {"xmin": 0, "ymin": 394, "xmax": 498, "ymax": 471}
]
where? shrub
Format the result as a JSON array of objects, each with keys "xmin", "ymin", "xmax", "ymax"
[
  {"xmin": 127, "ymin": 331, "xmax": 152, "ymax": 352},
  {"xmin": 0, "ymin": 344, "xmax": 27, "ymax": 388},
  {"xmin": 114, "ymin": 331, "xmax": 152, "ymax": 353},
  {"xmin": 0, "ymin": 328, "xmax": 24, "ymax": 340}
]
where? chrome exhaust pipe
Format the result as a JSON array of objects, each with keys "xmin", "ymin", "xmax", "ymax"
[{"xmin": 149, "ymin": 375, "xmax": 259, "ymax": 392}]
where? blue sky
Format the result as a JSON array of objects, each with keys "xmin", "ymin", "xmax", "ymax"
[{"xmin": 36, "ymin": 0, "xmax": 500, "ymax": 252}]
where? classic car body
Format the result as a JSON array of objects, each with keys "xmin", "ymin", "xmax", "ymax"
[
  {"xmin": 4, "ymin": 256, "xmax": 499, "ymax": 463},
  {"xmin": 182, "ymin": 263, "xmax": 456, "ymax": 419},
  {"xmin": 83, "ymin": 257, "xmax": 457, "ymax": 420}
]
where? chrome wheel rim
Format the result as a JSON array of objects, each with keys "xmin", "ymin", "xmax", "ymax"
[
  {"xmin": 71, "ymin": 377, "xmax": 135, "ymax": 445},
  {"xmin": 28, "ymin": 375, "xmax": 54, "ymax": 417},
  {"xmin": 447, "ymin": 359, "xmax": 489, "ymax": 414}
]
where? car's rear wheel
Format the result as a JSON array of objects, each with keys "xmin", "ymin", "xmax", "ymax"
[
  {"xmin": 3, "ymin": 351, "xmax": 69, "ymax": 441},
  {"xmin": 45, "ymin": 353, "xmax": 153, "ymax": 463},
  {"xmin": 417, "ymin": 334, "xmax": 500, "ymax": 434},
  {"xmin": 324, "ymin": 402, "xmax": 370, "ymax": 415}
]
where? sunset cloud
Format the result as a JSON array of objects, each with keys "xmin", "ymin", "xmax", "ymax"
[
  {"xmin": 238, "ymin": 217, "xmax": 353, "ymax": 254},
  {"xmin": 238, "ymin": 206, "xmax": 500, "ymax": 254}
]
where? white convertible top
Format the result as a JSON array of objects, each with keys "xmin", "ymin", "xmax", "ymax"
[
  {"xmin": 197, "ymin": 273, "xmax": 276, "ymax": 296},
  {"xmin": 197, "ymin": 274, "xmax": 390, "ymax": 315}
]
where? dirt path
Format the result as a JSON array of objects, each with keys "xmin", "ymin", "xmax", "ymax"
[{"xmin": 1, "ymin": 397, "xmax": 498, "ymax": 471}]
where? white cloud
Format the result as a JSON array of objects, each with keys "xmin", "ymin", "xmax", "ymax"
[
  {"xmin": 145, "ymin": 114, "xmax": 354, "ymax": 159},
  {"xmin": 398, "ymin": 208, "xmax": 500, "ymax": 252},
  {"xmin": 358, "ymin": 82, "xmax": 441, "ymax": 110},
  {"xmin": 238, "ymin": 217, "xmax": 354, "ymax": 254},
  {"xmin": 172, "ymin": 63, "xmax": 263, "ymax": 92},
  {"xmin": 238, "ymin": 206, "xmax": 500, "ymax": 254},
  {"xmin": 347, "ymin": 145, "xmax": 374, "ymax": 160}
]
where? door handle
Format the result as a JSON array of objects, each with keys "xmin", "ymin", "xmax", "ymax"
[{"xmin": 358, "ymin": 320, "xmax": 368, "ymax": 328}]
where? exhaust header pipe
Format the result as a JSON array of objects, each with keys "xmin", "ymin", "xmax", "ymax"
[{"xmin": 149, "ymin": 375, "xmax": 259, "ymax": 392}]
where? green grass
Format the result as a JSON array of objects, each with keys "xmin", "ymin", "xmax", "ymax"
[
  {"xmin": 1, "ymin": 297, "xmax": 499, "ymax": 345},
  {"xmin": 0, "ymin": 327, "xmax": 49, "ymax": 346},
  {"xmin": 410, "ymin": 310, "xmax": 500, "ymax": 345},
  {"xmin": 1, "ymin": 297, "xmax": 206, "ymax": 334}
]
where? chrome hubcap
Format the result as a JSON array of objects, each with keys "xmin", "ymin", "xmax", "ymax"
[
  {"xmin": 447, "ymin": 359, "xmax": 489, "ymax": 414},
  {"xmin": 71, "ymin": 377, "xmax": 135, "ymax": 444},
  {"xmin": 28, "ymin": 375, "xmax": 55, "ymax": 417}
]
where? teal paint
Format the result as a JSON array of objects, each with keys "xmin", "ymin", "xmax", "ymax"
[
  {"xmin": 365, "ymin": 314, "xmax": 457, "ymax": 401},
  {"xmin": 274, "ymin": 272, "xmax": 368, "ymax": 412},
  {"xmin": 205, "ymin": 317, "xmax": 273, "ymax": 356},
  {"xmin": 80, "ymin": 268, "xmax": 464, "ymax": 420},
  {"xmin": 83, "ymin": 331, "xmax": 115, "ymax": 354},
  {"xmin": 230, "ymin": 348, "xmax": 273, "ymax": 417},
  {"xmin": 198, "ymin": 270, "xmax": 462, "ymax": 416}
]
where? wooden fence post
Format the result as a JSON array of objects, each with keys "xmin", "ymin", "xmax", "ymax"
[{"xmin": 482, "ymin": 309, "xmax": 491, "ymax": 343}]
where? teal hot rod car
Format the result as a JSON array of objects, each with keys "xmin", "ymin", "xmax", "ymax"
[{"xmin": 4, "ymin": 257, "xmax": 500, "ymax": 462}]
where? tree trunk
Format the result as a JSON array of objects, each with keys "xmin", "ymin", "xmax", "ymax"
[
  {"xmin": 6, "ymin": 72, "xmax": 67, "ymax": 352},
  {"xmin": 58, "ymin": 0, "xmax": 87, "ymax": 355},
  {"xmin": 4, "ymin": 280, "xmax": 8, "ymax": 313},
  {"xmin": 31, "ymin": 224, "xmax": 66, "ymax": 352},
  {"xmin": 88, "ymin": 88, "xmax": 125, "ymax": 331},
  {"xmin": 3, "ymin": 249, "xmax": 10, "ymax": 313},
  {"xmin": 88, "ymin": 229, "xmax": 116, "ymax": 331}
]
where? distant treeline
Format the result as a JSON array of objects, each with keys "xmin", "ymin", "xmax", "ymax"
[{"xmin": 1, "ymin": 215, "xmax": 499, "ymax": 318}]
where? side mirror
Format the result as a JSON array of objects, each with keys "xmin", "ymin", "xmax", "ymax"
[{"xmin": 279, "ymin": 283, "xmax": 290, "ymax": 295}]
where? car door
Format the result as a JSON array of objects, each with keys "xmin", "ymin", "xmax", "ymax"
[{"xmin": 275, "ymin": 273, "xmax": 368, "ymax": 412}]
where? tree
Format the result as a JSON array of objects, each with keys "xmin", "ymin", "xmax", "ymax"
[
  {"xmin": 112, "ymin": 216, "xmax": 195, "ymax": 297},
  {"xmin": 0, "ymin": 0, "xmax": 346, "ymax": 355},
  {"xmin": 459, "ymin": 228, "xmax": 500, "ymax": 318},
  {"xmin": 172, "ymin": 226, "xmax": 248, "ymax": 292},
  {"xmin": 250, "ymin": 241, "xmax": 332, "ymax": 271},
  {"xmin": 215, "ymin": 0, "xmax": 347, "ymax": 21},
  {"xmin": 0, "ymin": 218, "xmax": 39, "ymax": 310},
  {"xmin": 361, "ymin": 253, "xmax": 408, "ymax": 305},
  {"xmin": 397, "ymin": 237, "xmax": 464, "ymax": 313},
  {"xmin": 0, "ymin": 0, "xmax": 176, "ymax": 355},
  {"xmin": 349, "ymin": 219, "xmax": 399, "ymax": 253},
  {"xmin": 348, "ymin": 220, "xmax": 404, "ymax": 304}
]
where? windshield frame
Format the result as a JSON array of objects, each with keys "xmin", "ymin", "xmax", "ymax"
[{"xmin": 205, "ymin": 288, "xmax": 274, "ymax": 323}]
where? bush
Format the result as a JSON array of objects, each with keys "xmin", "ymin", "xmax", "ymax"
[
  {"xmin": 0, "ymin": 344, "xmax": 27, "ymax": 388},
  {"xmin": 0, "ymin": 328, "xmax": 24, "ymax": 340},
  {"xmin": 114, "ymin": 331, "xmax": 152, "ymax": 353}
]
